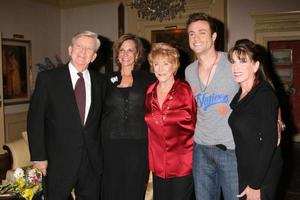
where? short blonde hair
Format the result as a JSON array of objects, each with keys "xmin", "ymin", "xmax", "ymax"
[
  {"xmin": 71, "ymin": 30, "xmax": 101, "ymax": 52},
  {"xmin": 148, "ymin": 42, "xmax": 180, "ymax": 74}
]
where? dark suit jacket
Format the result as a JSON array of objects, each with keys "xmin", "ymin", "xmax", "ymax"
[{"xmin": 27, "ymin": 65, "xmax": 106, "ymax": 179}]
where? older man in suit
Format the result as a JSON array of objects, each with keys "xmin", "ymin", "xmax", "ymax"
[{"xmin": 27, "ymin": 30, "xmax": 106, "ymax": 200}]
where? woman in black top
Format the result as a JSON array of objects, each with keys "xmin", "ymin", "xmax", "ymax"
[
  {"xmin": 228, "ymin": 39, "xmax": 282, "ymax": 200},
  {"xmin": 101, "ymin": 34, "xmax": 155, "ymax": 200}
]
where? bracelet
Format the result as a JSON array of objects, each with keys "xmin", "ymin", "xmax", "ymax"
[
  {"xmin": 278, "ymin": 120, "xmax": 286, "ymax": 131},
  {"xmin": 282, "ymin": 122, "xmax": 286, "ymax": 131}
]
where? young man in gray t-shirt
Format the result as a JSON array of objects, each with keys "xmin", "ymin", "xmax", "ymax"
[{"xmin": 185, "ymin": 12, "xmax": 239, "ymax": 200}]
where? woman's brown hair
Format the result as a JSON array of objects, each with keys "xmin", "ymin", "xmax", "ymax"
[
  {"xmin": 113, "ymin": 34, "xmax": 145, "ymax": 70},
  {"xmin": 228, "ymin": 39, "xmax": 267, "ymax": 88}
]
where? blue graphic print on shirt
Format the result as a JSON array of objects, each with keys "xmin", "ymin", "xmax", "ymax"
[{"xmin": 195, "ymin": 92, "xmax": 229, "ymax": 111}]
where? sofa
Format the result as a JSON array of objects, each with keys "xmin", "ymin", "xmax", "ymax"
[{"xmin": 2, "ymin": 131, "xmax": 32, "ymax": 183}]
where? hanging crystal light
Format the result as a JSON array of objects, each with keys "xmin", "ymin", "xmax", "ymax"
[{"xmin": 131, "ymin": 0, "xmax": 186, "ymax": 22}]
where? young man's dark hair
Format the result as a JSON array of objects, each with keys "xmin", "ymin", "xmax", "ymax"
[{"xmin": 186, "ymin": 12, "xmax": 218, "ymax": 34}]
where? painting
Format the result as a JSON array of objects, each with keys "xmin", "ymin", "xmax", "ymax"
[
  {"xmin": 270, "ymin": 49, "xmax": 292, "ymax": 66},
  {"xmin": 151, "ymin": 28, "xmax": 193, "ymax": 79},
  {"xmin": 268, "ymin": 41, "xmax": 296, "ymax": 94},
  {"xmin": 151, "ymin": 28, "xmax": 192, "ymax": 57},
  {"xmin": 2, "ymin": 39, "xmax": 31, "ymax": 105}
]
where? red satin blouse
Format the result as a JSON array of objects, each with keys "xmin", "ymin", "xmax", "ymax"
[{"xmin": 145, "ymin": 79, "xmax": 196, "ymax": 179}]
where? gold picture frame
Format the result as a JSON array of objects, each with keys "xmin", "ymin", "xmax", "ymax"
[{"xmin": 2, "ymin": 39, "xmax": 32, "ymax": 105}]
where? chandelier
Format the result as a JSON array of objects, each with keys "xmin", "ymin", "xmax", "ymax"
[{"xmin": 131, "ymin": 0, "xmax": 186, "ymax": 22}]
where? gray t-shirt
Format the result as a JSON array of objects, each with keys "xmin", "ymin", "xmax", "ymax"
[{"xmin": 185, "ymin": 52, "xmax": 239, "ymax": 149}]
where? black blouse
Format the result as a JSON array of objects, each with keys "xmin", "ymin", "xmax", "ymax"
[
  {"xmin": 228, "ymin": 80, "xmax": 282, "ymax": 190},
  {"xmin": 102, "ymin": 70, "xmax": 156, "ymax": 139}
]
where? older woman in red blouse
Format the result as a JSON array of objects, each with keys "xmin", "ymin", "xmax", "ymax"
[{"xmin": 145, "ymin": 42, "xmax": 196, "ymax": 200}]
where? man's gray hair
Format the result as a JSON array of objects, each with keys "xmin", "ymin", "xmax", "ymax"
[{"xmin": 71, "ymin": 30, "xmax": 101, "ymax": 52}]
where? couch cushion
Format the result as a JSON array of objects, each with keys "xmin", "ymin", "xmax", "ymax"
[
  {"xmin": 21, "ymin": 131, "xmax": 28, "ymax": 145},
  {"xmin": 3, "ymin": 139, "xmax": 31, "ymax": 169}
]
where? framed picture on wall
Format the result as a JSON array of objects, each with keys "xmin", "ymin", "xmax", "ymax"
[
  {"xmin": 2, "ymin": 39, "xmax": 32, "ymax": 105},
  {"xmin": 151, "ymin": 28, "xmax": 193, "ymax": 79},
  {"xmin": 268, "ymin": 41, "xmax": 295, "ymax": 94},
  {"xmin": 270, "ymin": 49, "xmax": 292, "ymax": 66},
  {"xmin": 151, "ymin": 28, "xmax": 192, "ymax": 58}
]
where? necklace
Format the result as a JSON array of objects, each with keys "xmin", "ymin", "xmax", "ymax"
[{"xmin": 199, "ymin": 52, "xmax": 219, "ymax": 92}]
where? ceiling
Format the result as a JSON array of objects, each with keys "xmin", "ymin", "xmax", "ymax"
[{"xmin": 31, "ymin": 0, "xmax": 123, "ymax": 8}]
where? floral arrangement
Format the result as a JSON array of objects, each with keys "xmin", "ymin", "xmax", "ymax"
[{"xmin": 0, "ymin": 167, "xmax": 42, "ymax": 200}]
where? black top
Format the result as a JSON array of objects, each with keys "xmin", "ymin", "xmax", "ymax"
[
  {"xmin": 102, "ymin": 70, "xmax": 156, "ymax": 139},
  {"xmin": 228, "ymin": 81, "xmax": 282, "ymax": 190}
]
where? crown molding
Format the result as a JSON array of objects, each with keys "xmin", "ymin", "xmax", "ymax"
[
  {"xmin": 251, "ymin": 11, "xmax": 300, "ymax": 47},
  {"xmin": 31, "ymin": 0, "xmax": 118, "ymax": 8},
  {"xmin": 251, "ymin": 11, "xmax": 300, "ymax": 32}
]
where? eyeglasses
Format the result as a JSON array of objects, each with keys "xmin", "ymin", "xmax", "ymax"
[{"xmin": 73, "ymin": 43, "xmax": 95, "ymax": 53}]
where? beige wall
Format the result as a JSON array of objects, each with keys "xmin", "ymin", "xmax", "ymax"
[
  {"xmin": 227, "ymin": 0, "xmax": 300, "ymax": 49},
  {"xmin": 60, "ymin": 2, "xmax": 119, "ymax": 61},
  {"xmin": 0, "ymin": 0, "xmax": 61, "ymax": 87}
]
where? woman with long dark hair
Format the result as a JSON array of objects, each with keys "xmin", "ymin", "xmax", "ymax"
[{"xmin": 228, "ymin": 39, "xmax": 282, "ymax": 200}]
